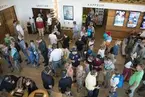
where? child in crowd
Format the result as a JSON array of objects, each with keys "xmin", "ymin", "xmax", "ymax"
[{"xmin": 88, "ymin": 38, "xmax": 95, "ymax": 51}]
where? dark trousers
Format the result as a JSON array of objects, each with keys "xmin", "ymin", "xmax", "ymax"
[
  {"xmin": 87, "ymin": 90, "xmax": 93, "ymax": 97},
  {"xmin": 138, "ymin": 83, "xmax": 145, "ymax": 92},
  {"xmin": 42, "ymin": 52, "xmax": 48, "ymax": 65}
]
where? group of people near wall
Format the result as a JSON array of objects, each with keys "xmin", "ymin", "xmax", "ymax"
[{"xmin": 0, "ymin": 17, "xmax": 145, "ymax": 97}]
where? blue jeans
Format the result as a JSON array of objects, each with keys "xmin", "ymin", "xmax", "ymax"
[
  {"xmin": 129, "ymin": 87, "xmax": 136, "ymax": 97},
  {"xmin": 4, "ymin": 55, "xmax": 12, "ymax": 67},
  {"xmin": 52, "ymin": 59, "xmax": 62, "ymax": 73},
  {"xmin": 34, "ymin": 53, "xmax": 40, "ymax": 66},
  {"xmin": 13, "ymin": 60, "xmax": 21, "ymax": 72},
  {"xmin": 87, "ymin": 90, "xmax": 93, "ymax": 97},
  {"xmin": 19, "ymin": 40, "xmax": 30, "ymax": 63}
]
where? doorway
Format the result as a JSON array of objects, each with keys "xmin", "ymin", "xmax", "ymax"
[
  {"xmin": 0, "ymin": 6, "xmax": 17, "ymax": 41},
  {"xmin": 82, "ymin": 7, "xmax": 108, "ymax": 49},
  {"xmin": 32, "ymin": 8, "xmax": 55, "ymax": 34}
]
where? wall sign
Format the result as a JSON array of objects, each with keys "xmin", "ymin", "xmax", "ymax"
[
  {"xmin": 36, "ymin": 5, "xmax": 49, "ymax": 8},
  {"xmin": 0, "ymin": 5, "xmax": 8, "ymax": 10},
  {"xmin": 87, "ymin": 4, "xmax": 104, "ymax": 7}
]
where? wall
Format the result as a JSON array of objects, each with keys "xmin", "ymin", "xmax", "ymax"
[
  {"xmin": 0, "ymin": 0, "xmax": 54, "ymax": 28},
  {"xmin": 106, "ymin": 9, "xmax": 144, "ymax": 39},
  {"xmin": 58, "ymin": 0, "xmax": 145, "ymax": 29}
]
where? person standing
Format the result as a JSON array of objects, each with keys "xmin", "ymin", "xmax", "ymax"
[
  {"xmin": 59, "ymin": 70, "xmax": 73, "ymax": 95},
  {"xmin": 76, "ymin": 65, "xmax": 86, "ymax": 93},
  {"xmin": 112, "ymin": 41, "xmax": 120, "ymax": 57},
  {"xmin": 127, "ymin": 64, "xmax": 144, "ymax": 97},
  {"xmin": 103, "ymin": 57, "xmax": 115, "ymax": 88},
  {"xmin": 85, "ymin": 70, "xmax": 98, "ymax": 97},
  {"xmin": 10, "ymin": 43, "xmax": 21, "ymax": 72},
  {"xmin": 48, "ymin": 32, "xmax": 58, "ymax": 45},
  {"xmin": 75, "ymin": 38, "xmax": 85, "ymax": 58},
  {"xmin": 46, "ymin": 14, "xmax": 52, "ymax": 34},
  {"xmin": 41, "ymin": 67, "xmax": 54, "ymax": 95},
  {"xmin": 37, "ymin": 37, "xmax": 48, "ymax": 66},
  {"xmin": 73, "ymin": 21, "xmax": 79, "ymax": 41},
  {"xmin": 30, "ymin": 40, "xmax": 40, "ymax": 67},
  {"xmin": 19, "ymin": 38, "xmax": 31, "ymax": 64},
  {"xmin": 16, "ymin": 21, "xmax": 24, "ymax": 41},
  {"xmin": 49, "ymin": 44, "xmax": 63, "ymax": 74},
  {"xmin": 62, "ymin": 34, "xmax": 70, "ymax": 49},
  {"xmin": 36, "ymin": 14, "xmax": 44, "ymax": 36},
  {"xmin": 122, "ymin": 61, "xmax": 133, "ymax": 81}
]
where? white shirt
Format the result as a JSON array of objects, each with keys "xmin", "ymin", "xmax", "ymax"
[
  {"xmin": 47, "ymin": 17, "xmax": 52, "ymax": 25},
  {"xmin": 110, "ymin": 74, "xmax": 120, "ymax": 88},
  {"xmin": 98, "ymin": 49, "xmax": 105, "ymax": 58},
  {"xmin": 16, "ymin": 24, "xmax": 24, "ymax": 40},
  {"xmin": 48, "ymin": 33, "xmax": 58, "ymax": 45},
  {"xmin": 85, "ymin": 72, "xmax": 97, "ymax": 91},
  {"xmin": 49, "ymin": 48, "xmax": 63, "ymax": 62},
  {"xmin": 125, "ymin": 61, "xmax": 132, "ymax": 68},
  {"xmin": 36, "ymin": 17, "xmax": 43, "ymax": 22},
  {"xmin": 80, "ymin": 31, "xmax": 85, "ymax": 37}
]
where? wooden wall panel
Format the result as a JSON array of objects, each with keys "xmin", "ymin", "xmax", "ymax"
[{"xmin": 105, "ymin": 9, "xmax": 144, "ymax": 39}]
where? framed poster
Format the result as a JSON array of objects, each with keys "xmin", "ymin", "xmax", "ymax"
[
  {"xmin": 63, "ymin": 5, "xmax": 74, "ymax": 20},
  {"xmin": 140, "ymin": 14, "xmax": 145, "ymax": 29},
  {"xmin": 114, "ymin": 10, "xmax": 126, "ymax": 26},
  {"xmin": 127, "ymin": 12, "xmax": 140, "ymax": 28}
]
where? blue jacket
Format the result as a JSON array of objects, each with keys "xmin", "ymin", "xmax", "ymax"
[{"xmin": 113, "ymin": 45, "xmax": 119, "ymax": 55}]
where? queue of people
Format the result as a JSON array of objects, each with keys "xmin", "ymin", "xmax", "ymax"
[{"xmin": 0, "ymin": 19, "xmax": 145, "ymax": 97}]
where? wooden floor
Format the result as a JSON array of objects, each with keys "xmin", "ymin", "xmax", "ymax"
[{"xmin": 1, "ymin": 26, "xmax": 143, "ymax": 97}]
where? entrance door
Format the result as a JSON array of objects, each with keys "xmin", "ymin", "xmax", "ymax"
[
  {"xmin": 2, "ymin": 6, "xmax": 17, "ymax": 35},
  {"xmin": 0, "ymin": 6, "xmax": 17, "ymax": 41},
  {"xmin": 0, "ymin": 12, "xmax": 9, "ymax": 42}
]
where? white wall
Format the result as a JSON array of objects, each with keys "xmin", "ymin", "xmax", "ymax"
[
  {"xmin": 58, "ymin": 0, "xmax": 145, "ymax": 28},
  {"xmin": 0, "ymin": 0, "xmax": 54, "ymax": 27},
  {"xmin": 0, "ymin": 0, "xmax": 145, "ymax": 29}
]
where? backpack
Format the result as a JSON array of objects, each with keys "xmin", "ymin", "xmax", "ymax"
[
  {"xmin": 113, "ymin": 74, "xmax": 124, "ymax": 88},
  {"xmin": 87, "ymin": 28, "xmax": 92, "ymax": 37}
]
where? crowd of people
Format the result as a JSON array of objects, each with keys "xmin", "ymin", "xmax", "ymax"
[{"xmin": 0, "ymin": 17, "xmax": 145, "ymax": 97}]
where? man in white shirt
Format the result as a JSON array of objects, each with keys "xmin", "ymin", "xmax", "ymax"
[
  {"xmin": 46, "ymin": 14, "xmax": 52, "ymax": 33},
  {"xmin": 16, "ymin": 21, "xmax": 24, "ymax": 41},
  {"xmin": 48, "ymin": 32, "xmax": 58, "ymax": 45},
  {"xmin": 85, "ymin": 70, "xmax": 98, "ymax": 97},
  {"xmin": 49, "ymin": 45, "xmax": 63, "ymax": 74}
]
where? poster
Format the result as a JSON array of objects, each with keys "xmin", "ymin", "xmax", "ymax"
[
  {"xmin": 114, "ymin": 11, "xmax": 125, "ymax": 26},
  {"xmin": 127, "ymin": 12, "xmax": 140, "ymax": 28},
  {"xmin": 140, "ymin": 14, "xmax": 145, "ymax": 29},
  {"xmin": 63, "ymin": 6, "xmax": 74, "ymax": 20}
]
